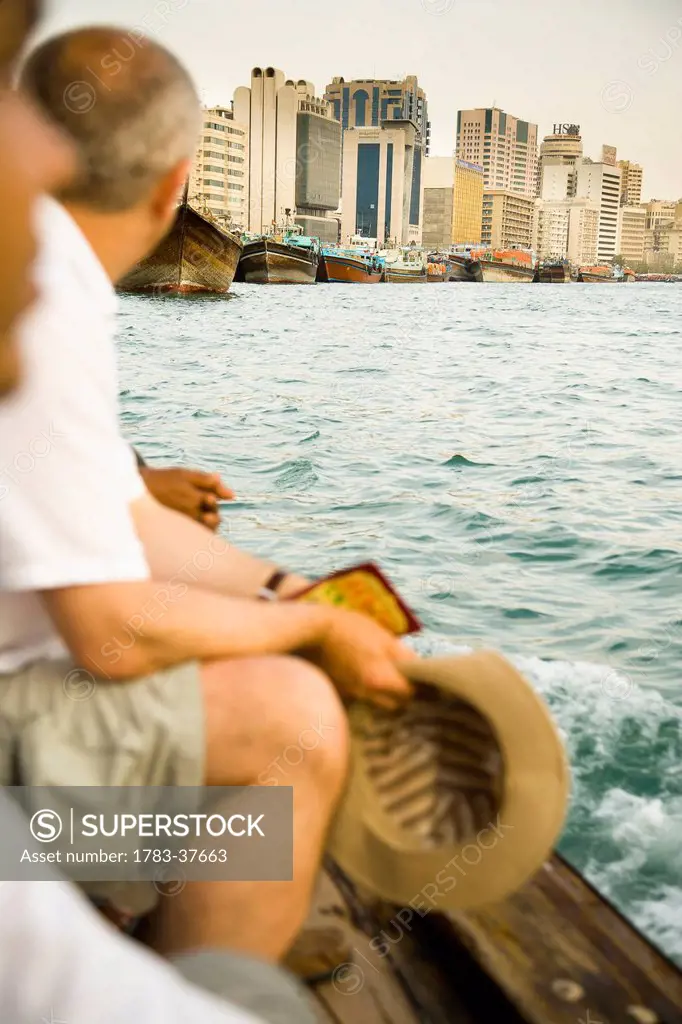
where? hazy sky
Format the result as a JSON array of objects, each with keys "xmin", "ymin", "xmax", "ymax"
[{"xmin": 37, "ymin": 0, "xmax": 682, "ymax": 199}]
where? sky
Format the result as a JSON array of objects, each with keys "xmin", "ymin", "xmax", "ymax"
[{"xmin": 36, "ymin": 0, "xmax": 682, "ymax": 200}]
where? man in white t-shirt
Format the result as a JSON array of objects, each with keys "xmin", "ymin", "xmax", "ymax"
[
  {"xmin": 0, "ymin": 4, "xmax": 317, "ymax": 1022},
  {"xmin": 0, "ymin": 23, "xmax": 413, "ymax": 971}
]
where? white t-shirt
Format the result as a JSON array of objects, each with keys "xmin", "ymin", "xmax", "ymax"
[
  {"xmin": 0, "ymin": 198, "xmax": 149, "ymax": 672},
  {"xmin": 0, "ymin": 794, "xmax": 263, "ymax": 1024}
]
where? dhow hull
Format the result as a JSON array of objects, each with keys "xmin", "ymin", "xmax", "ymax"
[
  {"xmin": 118, "ymin": 203, "xmax": 242, "ymax": 295},
  {"xmin": 239, "ymin": 239, "xmax": 318, "ymax": 284}
]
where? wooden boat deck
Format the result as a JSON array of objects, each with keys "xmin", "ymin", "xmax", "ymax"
[{"xmin": 307, "ymin": 856, "xmax": 682, "ymax": 1024}]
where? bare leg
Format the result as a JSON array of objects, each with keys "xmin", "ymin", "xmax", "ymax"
[{"xmin": 146, "ymin": 655, "xmax": 349, "ymax": 962}]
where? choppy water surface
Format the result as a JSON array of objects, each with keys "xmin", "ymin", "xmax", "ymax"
[{"xmin": 117, "ymin": 283, "xmax": 682, "ymax": 963}]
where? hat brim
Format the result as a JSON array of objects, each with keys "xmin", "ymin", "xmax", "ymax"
[{"xmin": 328, "ymin": 651, "xmax": 570, "ymax": 910}]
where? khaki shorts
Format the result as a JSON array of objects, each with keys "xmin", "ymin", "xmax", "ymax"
[{"xmin": 0, "ymin": 657, "xmax": 204, "ymax": 914}]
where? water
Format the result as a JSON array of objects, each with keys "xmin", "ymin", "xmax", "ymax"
[{"xmin": 117, "ymin": 282, "xmax": 682, "ymax": 964}]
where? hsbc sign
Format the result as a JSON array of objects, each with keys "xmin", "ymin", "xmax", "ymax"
[{"xmin": 552, "ymin": 123, "xmax": 580, "ymax": 136}]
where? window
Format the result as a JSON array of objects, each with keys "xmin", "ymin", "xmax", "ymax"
[
  {"xmin": 204, "ymin": 164, "xmax": 224, "ymax": 173},
  {"xmin": 227, "ymin": 142, "xmax": 245, "ymax": 151},
  {"xmin": 204, "ymin": 178, "xmax": 224, "ymax": 188},
  {"xmin": 227, "ymin": 183, "xmax": 243, "ymax": 191},
  {"xmin": 227, "ymin": 154, "xmax": 244, "ymax": 164},
  {"xmin": 227, "ymin": 168, "xmax": 244, "ymax": 177}
]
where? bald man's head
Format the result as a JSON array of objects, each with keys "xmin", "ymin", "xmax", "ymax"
[{"xmin": 21, "ymin": 26, "xmax": 200, "ymax": 212}]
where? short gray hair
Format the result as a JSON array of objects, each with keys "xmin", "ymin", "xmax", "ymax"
[{"xmin": 21, "ymin": 26, "xmax": 200, "ymax": 211}]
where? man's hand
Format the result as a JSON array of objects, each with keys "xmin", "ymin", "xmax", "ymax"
[
  {"xmin": 302, "ymin": 609, "xmax": 416, "ymax": 711},
  {"xmin": 140, "ymin": 467, "xmax": 234, "ymax": 530}
]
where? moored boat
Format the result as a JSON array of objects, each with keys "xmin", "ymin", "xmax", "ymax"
[
  {"xmin": 577, "ymin": 265, "xmax": 619, "ymax": 283},
  {"xmin": 478, "ymin": 248, "xmax": 535, "ymax": 283},
  {"xmin": 537, "ymin": 259, "xmax": 571, "ymax": 283},
  {"xmin": 118, "ymin": 200, "xmax": 242, "ymax": 295},
  {"xmin": 448, "ymin": 244, "xmax": 484, "ymax": 282},
  {"xmin": 317, "ymin": 247, "xmax": 383, "ymax": 284},
  {"xmin": 383, "ymin": 248, "xmax": 427, "ymax": 283},
  {"xmin": 238, "ymin": 231, "xmax": 319, "ymax": 285},
  {"xmin": 426, "ymin": 255, "xmax": 449, "ymax": 282}
]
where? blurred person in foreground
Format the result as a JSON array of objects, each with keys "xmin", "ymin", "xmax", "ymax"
[
  {"xmin": 0, "ymin": 3, "xmax": 317, "ymax": 1023},
  {"xmin": 0, "ymin": 21, "xmax": 413, "ymax": 977}
]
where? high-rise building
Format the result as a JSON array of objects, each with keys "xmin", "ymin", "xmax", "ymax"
[
  {"xmin": 234, "ymin": 68, "xmax": 341, "ymax": 240},
  {"xmin": 537, "ymin": 125, "xmax": 583, "ymax": 198},
  {"xmin": 422, "ymin": 156, "xmax": 484, "ymax": 248},
  {"xmin": 324, "ymin": 76, "xmax": 430, "ymax": 154},
  {"xmin": 576, "ymin": 160, "xmax": 622, "ymax": 262},
  {"xmin": 533, "ymin": 198, "xmax": 599, "ymax": 264},
  {"xmin": 617, "ymin": 205, "xmax": 646, "ymax": 264},
  {"xmin": 340, "ymin": 120, "xmax": 423, "ymax": 244},
  {"xmin": 643, "ymin": 200, "xmax": 682, "ymax": 266},
  {"xmin": 456, "ymin": 107, "xmax": 538, "ymax": 198},
  {"xmin": 481, "ymin": 189, "xmax": 535, "ymax": 249},
  {"xmin": 618, "ymin": 160, "xmax": 643, "ymax": 206},
  {"xmin": 188, "ymin": 105, "xmax": 249, "ymax": 231},
  {"xmin": 453, "ymin": 160, "xmax": 485, "ymax": 244}
]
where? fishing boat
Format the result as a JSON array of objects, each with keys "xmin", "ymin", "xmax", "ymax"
[
  {"xmin": 448, "ymin": 244, "xmax": 484, "ymax": 282},
  {"xmin": 478, "ymin": 248, "xmax": 535, "ymax": 283},
  {"xmin": 118, "ymin": 198, "xmax": 242, "ymax": 295},
  {"xmin": 383, "ymin": 248, "xmax": 427, "ymax": 283},
  {"xmin": 536, "ymin": 258, "xmax": 572, "ymax": 283},
  {"xmin": 317, "ymin": 246, "xmax": 383, "ymax": 284},
  {"xmin": 238, "ymin": 226, "xmax": 319, "ymax": 285},
  {"xmin": 577, "ymin": 265, "xmax": 620, "ymax": 283}
]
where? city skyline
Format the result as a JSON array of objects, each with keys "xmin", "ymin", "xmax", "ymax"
[{"xmin": 37, "ymin": 0, "xmax": 682, "ymax": 201}]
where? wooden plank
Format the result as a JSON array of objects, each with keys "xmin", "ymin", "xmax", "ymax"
[
  {"xmin": 306, "ymin": 867, "xmax": 429, "ymax": 1024},
  {"xmin": 306, "ymin": 855, "xmax": 682, "ymax": 1024},
  {"xmin": 443, "ymin": 855, "xmax": 682, "ymax": 1024}
]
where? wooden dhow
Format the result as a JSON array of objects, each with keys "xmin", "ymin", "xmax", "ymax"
[
  {"xmin": 317, "ymin": 247, "xmax": 384, "ymax": 284},
  {"xmin": 577, "ymin": 265, "xmax": 620, "ymax": 283},
  {"xmin": 448, "ymin": 245, "xmax": 484, "ymax": 282},
  {"xmin": 118, "ymin": 199, "xmax": 242, "ymax": 295},
  {"xmin": 478, "ymin": 248, "xmax": 536, "ymax": 283},
  {"xmin": 238, "ymin": 230, "xmax": 319, "ymax": 285},
  {"xmin": 383, "ymin": 248, "xmax": 427, "ymax": 283}
]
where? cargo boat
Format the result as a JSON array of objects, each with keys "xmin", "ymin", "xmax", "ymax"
[
  {"xmin": 479, "ymin": 248, "xmax": 535, "ymax": 283},
  {"xmin": 317, "ymin": 248, "xmax": 383, "ymax": 284},
  {"xmin": 448, "ymin": 244, "xmax": 484, "ymax": 282},
  {"xmin": 536, "ymin": 259, "xmax": 571, "ymax": 283},
  {"xmin": 577, "ymin": 265, "xmax": 620, "ymax": 283},
  {"xmin": 238, "ymin": 229, "xmax": 319, "ymax": 284},
  {"xmin": 426, "ymin": 255, "xmax": 449, "ymax": 282},
  {"xmin": 118, "ymin": 200, "xmax": 242, "ymax": 295},
  {"xmin": 383, "ymin": 248, "xmax": 427, "ymax": 283}
]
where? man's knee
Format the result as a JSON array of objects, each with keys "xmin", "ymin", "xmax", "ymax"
[
  {"xmin": 202, "ymin": 655, "xmax": 349, "ymax": 787},
  {"xmin": 264, "ymin": 657, "xmax": 349, "ymax": 785}
]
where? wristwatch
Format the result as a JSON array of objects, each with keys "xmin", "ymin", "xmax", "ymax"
[{"xmin": 258, "ymin": 569, "xmax": 288, "ymax": 601}]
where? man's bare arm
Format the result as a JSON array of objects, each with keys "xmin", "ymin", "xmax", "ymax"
[
  {"xmin": 40, "ymin": 581, "xmax": 412, "ymax": 709},
  {"xmin": 131, "ymin": 489, "xmax": 309, "ymax": 599}
]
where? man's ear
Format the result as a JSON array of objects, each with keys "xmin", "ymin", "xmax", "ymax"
[{"xmin": 150, "ymin": 158, "xmax": 192, "ymax": 225}]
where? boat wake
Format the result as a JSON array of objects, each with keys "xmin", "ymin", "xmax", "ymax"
[{"xmin": 410, "ymin": 633, "xmax": 682, "ymax": 966}]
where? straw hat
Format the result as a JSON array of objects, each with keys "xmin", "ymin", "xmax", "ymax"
[{"xmin": 328, "ymin": 651, "xmax": 569, "ymax": 910}]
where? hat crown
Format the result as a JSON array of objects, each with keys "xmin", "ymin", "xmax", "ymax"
[{"xmin": 362, "ymin": 685, "xmax": 503, "ymax": 848}]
